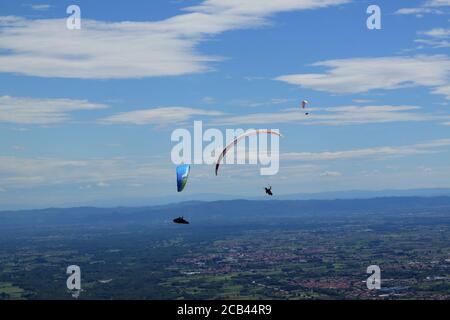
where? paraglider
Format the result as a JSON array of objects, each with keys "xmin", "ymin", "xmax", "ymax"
[
  {"xmin": 301, "ymin": 100, "xmax": 309, "ymax": 115},
  {"xmin": 174, "ymin": 166, "xmax": 191, "ymax": 224},
  {"xmin": 173, "ymin": 216, "xmax": 189, "ymax": 224},
  {"xmin": 264, "ymin": 186, "xmax": 273, "ymax": 196},
  {"xmin": 301, "ymin": 100, "xmax": 308, "ymax": 108},
  {"xmin": 214, "ymin": 129, "xmax": 282, "ymax": 176},
  {"xmin": 176, "ymin": 164, "xmax": 191, "ymax": 192}
]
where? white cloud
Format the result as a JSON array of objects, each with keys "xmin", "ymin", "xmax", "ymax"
[
  {"xmin": 0, "ymin": 0, "xmax": 349, "ymax": 79},
  {"xmin": 0, "ymin": 156, "xmax": 172, "ymax": 189},
  {"xmin": 231, "ymin": 97, "xmax": 295, "ymax": 108},
  {"xmin": 432, "ymin": 84, "xmax": 450, "ymax": 97},
  {"xmin": 395, "ymin": 7, "xmax": 443, "ymax": 16},
  {"xmin": 425, "ymin": 0, "xmax": 450, "ymax": 7},
  {"xmin": 395, "ymin": 0, "xmax": 450, "ymax": 16},
  {"xmin": 244, "ymin": 76, "xmax": 266, "ymax": 81},
  {"xmin": 28, "ymin": 4, "xmax": 52, "ymax": 11},
  {"xmin": 415, "ymin": 38, "xmax": 450, "ymax": 48},
  {"xmin": 97, "ymin": 181, "xmax": 110, "ymax": 188},
  {"xmin": 320, "ymin": 171, "xmax": 342, "ymax": 177},
  {"xmin": 0, "ymin": 17, "xmax": 214, "ymax": 79},
  {"xmin": 0, "ymin": 96, "xmax": 108, "ymax": 124},
  {"xmin": 282, "ymin": 139, "xmax": 450, "ymax": 161},
  {"xmin": 416, "ymin": 28, "xmax": 450, "ymax": 48},
  {"xmin": 352, "ymin": 99, "xmax": 374, "ymax": 104},
  {"xmin": 99, "ymin": 106, "xmax": 223, "ymax": 125},
  {"xmin": 420, "ymin": 28, "xmax": 450, "ymax": 38},
  {"xmin": 275, "ymin": 55, "xmax": 450, "ymax": 99},
  {"xmin": 213, "ymin": 105, "xmax": 446, "ymax": 126},
  {"xmin": 188, "ymin": 0, "xmax": 350, "ymax": 16}
]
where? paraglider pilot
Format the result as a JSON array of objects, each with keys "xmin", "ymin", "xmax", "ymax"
[{"xmin": 173, "ymin": 216, "xmax": 189, "ymax": 224}]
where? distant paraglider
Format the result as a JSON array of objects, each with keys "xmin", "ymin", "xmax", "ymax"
[
  {"xmin": 176, "ymin": 164, "xmax": 191, "ymax": 192},
  {"xmin": 173, "ymin": 216, "xmax": 189, "ymax": 224},
  {"xmin": 264, "ymin": 186, "xmax": 273, "ymax": 196},
  {"xmin": 301, "ymin": 100, "xmax": 309, "ymax": 115},
  {"xmin": 301, "ymin": 100, "xmax": 308, "ymax": 109},
  {"xmin": 214, "ymin": 129, "xmax": 282, "ymax": 176}
]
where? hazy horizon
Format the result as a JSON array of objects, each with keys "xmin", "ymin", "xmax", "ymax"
[{"xmin": 2, "ymin": 187, "xmax": 450, "ymax": 211}]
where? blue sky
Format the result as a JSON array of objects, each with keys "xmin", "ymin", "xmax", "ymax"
[{"xmin": 1, "ymin": 0, "xmax": 450, "ymax": 209}]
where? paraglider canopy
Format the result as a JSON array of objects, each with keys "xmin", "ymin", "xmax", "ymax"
[
  {"xmin": 215, "ymin": 129, "xmax": 282, "ymax": 176},
  {"xmin": 301, "ymin": 100, "xmax": 309, "ymax": 109},
  {"xmin": 176, "ymin": 164, "xmax": 190, "ymax": 192}
]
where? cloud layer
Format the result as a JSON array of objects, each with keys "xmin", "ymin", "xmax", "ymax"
[
  {"xmin": 0, "ymin": 95, "xmax": 107, "ymax": 124},
  {"xmin": 2, "ymin": 138, "xmax": 449, "ymax": 191},
  {"xmin": 212, "ymin": 105, "xmax": 446, "ymax": 126},
  {"xmin": 282, "ymin": 139, "xmax": 450, "ymax": 161},
  {"xmin": 0, "ymin": 155, "xmax": 170, "ymax": 189},
  {"xmin": 0, "ymin": 0, "xmax": 348, "ymax": 79},
  {"xmin": 99, "ymin": 107, "xmax": 223, "ymax": 125},
  {"xmin": 416, "ymin": 28, "xmax": 450, "ymax": 48},
  {"xmin": 395, "ymin": 0, "xmax": 450, "ymax": 16},
  {"xmin": 275, "ymin": 55, "xmax": 450, "ymax": 99}
]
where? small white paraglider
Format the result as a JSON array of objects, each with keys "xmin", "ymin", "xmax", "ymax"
[
  {"xmin": 301, "ymin": 100, "xmax": 308, "ymax": 108},
  {"xmin": 301, "ymin": 100, "xmax": 309, "ymax": 115}
]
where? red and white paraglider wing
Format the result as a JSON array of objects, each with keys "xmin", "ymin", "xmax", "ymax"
[{"xmin": 214, "ymin": 129, "xmax": 282, "ymax": 176}]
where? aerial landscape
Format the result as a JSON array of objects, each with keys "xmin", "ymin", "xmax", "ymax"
[
  {"xmin": 1, "ymin": 0, "xmax": 450, "ymax": 303},
  {"xmin": 1, "ymin": 196, "xmax": 450, "ymax": 299}
]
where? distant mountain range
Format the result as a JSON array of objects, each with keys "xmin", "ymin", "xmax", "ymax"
[
  {"xmin": 272, "ymin": 188, "xmax": 450, "ymax": 200},
  {"xmin": 1, "ymin": 196, "xmax": 450, "ymax": 230},
  {"xmin": 3, "ymin": 188, "xmax": 450, "ymax": 211},
  {"xmin": 141, "ymin": 188, "xmax": 450, "ymax": 205}
]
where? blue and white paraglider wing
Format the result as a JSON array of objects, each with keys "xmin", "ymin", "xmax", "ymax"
[{"xmin": 176, "ymin": 164, "xmax": 191, "ymax": 192}]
